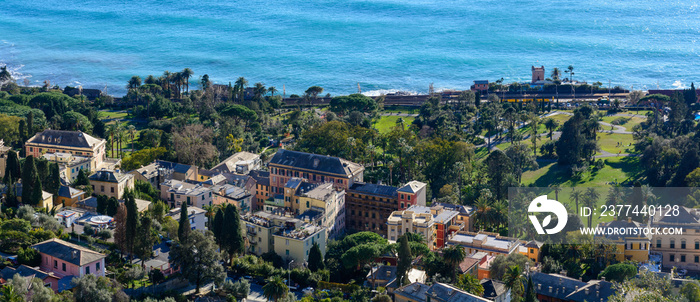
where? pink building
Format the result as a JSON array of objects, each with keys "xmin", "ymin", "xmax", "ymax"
[{"xmin": 31, "ymin": 238, "xmax": 106, "ymax": 279}]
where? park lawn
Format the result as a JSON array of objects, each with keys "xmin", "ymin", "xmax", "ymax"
[
  {"xmin": 383, "ymin": 106, "xmax": 418, "ymax": 114},
  {"xmin": 474, "ymin": 147, "xmax": 489, "ymax": 160},
  {"xmin": 597, "ymin": 133, "xmax": 635, "ymax": 154},
  {"xmin": 517, "ymin": 112, "xmax": 571, "ymax": 135},
  {"xmin": 494, "ymin": 137, "xmax": 554, "ymax": 156},
  {"xmin": 374, "ymin": 115, "xmax": 415, "ymax": 133},
  {"xmin": 599, "ymin": 115, "xmax": 646, "ymax": 131},
  {"xmin": 98, "ymin": 110, "xmax": 128, "ymax": 120}
]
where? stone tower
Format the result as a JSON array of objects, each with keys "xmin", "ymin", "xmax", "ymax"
[{"xmin": 532, "ymin": 66, "xmax": 545, "ymax": 83}]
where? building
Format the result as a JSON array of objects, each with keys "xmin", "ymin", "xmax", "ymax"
[
  {"xmin": 532, "ymin": 66, "xmax": 545, "ymax": 83},
  {"xmin": 36, "ymin": 190, "xmax": 55, "ymax": 210},
  {"xmin": 25, "ymin": 130, "xmax": 107, "ymax": 172},
  {"xmin": 0, "ymin": 139, "xmax": 9, "ymax": 178},
  {"xmin": 480, "ymin": 279, "xmax": 510, "ymax": 302},
  {"xmin": 129, "ymin": 160, "xmax": 196, "ymax": 189},
  {"xmin": 471, "ymin": 80, "xmax": 489, "ymax": 93},
  {"xmin": 0, "ymin": 265, "xmax": 61, "ymax": 292},
  {"xmin": 598, "ymin": 218, "xmax": 651, "ymax": 262},
  {"xmin": 458, "ymin": 256, "xmax": 481, "ymax": 277},
  {"xmin": 346, "ymin": 182, "xmax": 399, "ymax": 233},
  {"xmin": 397, "ymin": 181, "xmax": 427, "ymax": 210},
  {"xmin": 394, "ymin": 282, "xmax": 490, "ymax": 302},
  {"xmin": 528, "ymin": 272, "xmax": 616, "ymax": 302},
  {"xmin": 31, "ymin": 238, "xmax": 106, "ymax": 279},
  {"xmin": 166, "ymin": 206, "xmax": 207, "ymax": 232},
  {"xmin": 211, "ymin": 151, "xmax": 261, "ymax": 174},
  {"xmin": 447, "ymin": 231, "xmax": 521, "ymax": 256},
  {"xmin": 241, "ymin": 211, "xmax": 326, "ymax": 264},
  {"xmin": 250, "ymin": 170, "xmax": 271, "ymax": 211},
  {"xmin": 55, "ymin": 210, "xmax": 81, "ymax": 228},
  {"xmin": 432, "ymin": 202, "xmax": 475, "ymax": 232},
  {"xmin": 268, "ymin": 149, "xmax": 364, "ymax": 192},
  {"xmin": 211, "ymin": 183, "xmax": 252, "ymax": 214},
  {"xmin": 88, "ymin": 169, "xmax": 134, "ymax": 199},
  {"xmin": 42, "ymin": 152, "xmax": 92, "ymax": 183},
  {"xmin": 650, "ymin": 206, "xmax": 700, "ymax": 271},
  {"xmin": 55, "ymin": 185, "xmax": 85, "ymax": 208},
  {"xmin": 365, "ymin": 265, "xmax": 426, "ymax": 292},
  {"xmin": 519, "ymin": 240, "xmax": 544, "ymax": 263},
  {"xmin": 387, "ymin": 205, "xmax": 462, "ymax": 249},
  {"xmin": 295, "ymin": 182, "xmax": 346, "ymax": 240},
  {"xmin": 160, "ymin": 179, "xmax": 213, "ymax": 208}
]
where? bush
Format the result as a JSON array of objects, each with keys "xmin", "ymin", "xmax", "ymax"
[
  {"xmin": 96, "ymin": 229, "xmax": 112, "ymax": 240},
  {"xmin": 83, "ymin": 224, "xmax": 95, "ymax": 236},
  {"xmin": 611, "ymin": 117, "xmax": 630, "ymax": 125}
]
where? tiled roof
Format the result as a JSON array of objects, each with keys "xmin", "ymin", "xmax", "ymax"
[
  {"xmin": 211, "ymin": 151, "xmax": 259, "ymax": 174},
  {"xmin": 249, "ymin": 170, "xmax": 270, "ymax": 187},
  {"xmin": 270, "ymin": 149, "xmax": 362, "ymax": 176},
  {"xmin": 58, "ymin": 186, "xmax": 84, "ymax": 198},
  {"xmin": 480, "ymin": 279, "xmax": 507, "ymax": 300},
  {"xmin": 426, "ymin": 283, "xmax": 491, "ymax": 302},
  {"xmin": 0, "ymin": 265, "xmax": 52, "ymax": 281},
  {"xmin": 31, "ymin": 238, "xmax": 105, "ymax": 266},
  {"xmin": 397, "ymin": 181, "xmax": 426, "ymax": 194},
  {"xmin": 529, "ymin": 272, "xmax": 616, "ymax": 302},
  {"xmin": 395, "ymin": 282, "xmax": 430, "ymax": 302},
  {"xmin": 27, "ymin": 130, "xmax": 103, "ymax": 148},
  {"xmin": 88, "ymin": 169, "xmax": 131, "ymax": 183}
]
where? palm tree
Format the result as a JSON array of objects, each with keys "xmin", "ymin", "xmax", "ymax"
[
  {"xmin": 162, "ymin": 71, "xmax": 172, "ymax": 94},
  {"xmin": 107, "ymin": 123, "xmax": 117, "ymax": 157},
  {"xmin": 0, "ymin": 285, "xmax": 23, "ymax": 302},
  {"xmin": 528, "ymin": 115, "xmax": 540, "ymax": 157},
  {"xmin": 127, "ymin": 76, "xmax": 142, "ymax": 91},
  {"xmin": 584, "ymin": 188, "xmax": 600, "ymax": 227},
  {"xmin": 443, "ymin": 245, "xmax": 467, "ymax": 282},
  {"xmin": 387, "ymin": 161, "xmax": 394, "ymax": 186},
  {"xmin": 550, "ymin": 68, "xmax": 561, "ymax": 82},
  {"xmin": 253, "ymin": 82, "xmax": 267, "ymax": 100},
  {"xmin": 128, "ymin": 125, "xmax": 136, "ymax": 154},
  {"xmin": 235, "ymin": 77, "xmax": 248, "ymax": 101},
  {"xmin": 549, "ymin": 184, "xmax": 561, "ymax": 201},
  {"xmin": 262, "ymin": 276, "xmax": 288, "ymax": 302},
  {"xmin": 503, "ymin": 265, "xmax": 525, "ymax": 299},
  {"xmin": 268, "ymin": 86, "xmax": 278, "ymax": 97},
  {"xmin": 565, "ymin": 65, "xmax": 575, "ymax": 83},
  {"xmin": 171, "ymin": 72, "xmax": 182, "ymax": 98},
  {"xmin": 543, "ymin": 118, "xmax": 558, "ymax": 140},
  {"xmin": 570, "ymin": 188, "xmax": 582, "ymax": 213},
  {"xmin": 181, "ymin": 68, "xmax": 193, "ymax": 95}
]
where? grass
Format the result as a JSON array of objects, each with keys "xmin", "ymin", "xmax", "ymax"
[
  {"xmin": 597, "ymin": 133, "xmax": 635, "ymax": 154},
  {"xmin": 98, "ymin": 110, "xmax": 129, "ymax": 120},
  {"xmin": 599, "ymin": 115, "xmax": 645, "ymax": 131},
  {"xmin": 383, "ymin": 106, "xmax": 418, "ymax": 114},
  {"xmin": 373, "ymin": 115, "xmax": 415, "ymax": 133},
  {"xmin": 521, "ymin": 156, "xmax": 643, "ymax": 188}
]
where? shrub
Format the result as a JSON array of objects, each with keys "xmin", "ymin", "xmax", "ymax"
[{"xmin": 17, "ymin": 247, "xmax": 41, "ymax": 266}]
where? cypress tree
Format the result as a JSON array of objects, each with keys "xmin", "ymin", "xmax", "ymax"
[
  {"xmin": 35, "ymin": 158, "xmax": 49, "ymax": 186},
  {"xmin": 21, "ymin": 155, "xmax": 37, "ymax": 204},
  {"xmin": 212, "ymin": 208, "xmax": 225, "ymax": 248},
  {"xmin": 18, "ymin": 119, "xmax": 26, "ymax": 144},
  {"xmin": 124, "ymin": 189, "xmax": 139, "ymax": 262},
  {"xmin": 106, "ymin": 197, "xmax": 119, "ymax": 217},
  {"xmin": 396, "ymin": 234, "xmax": 413, "ymax": 286},
  {"xmin": 178, "ymin": 202, "xmax": 191, "ymax": 242},
  {"xmin": 29, "ymin": 172, "xmax": 43, "ymax": 206},
  {"xmin": 75, "ymin": 169, "xmax": 89, "ymax": 186},
  {"xmin": 307, "ymin": 242, "xmax": 324, "ymax": 272},
  {"xmin": 26, "ymin": 112, "xmax": 34, "ymax": 137},
  {"xmin": 96, "ymin": 195, "xmax": 108, "ymax": 214},
  {"xmin": 3, "ymin": 150, "xmax": 20, "ymax": 185},
  {"xmin": 223, "ymin": 204, "xmax": 243, "ymax": 257},
  {"xmin": 524, "ymin": 275, "xmax": 537, "ymax": 302},
  {"xmin": 46, "ymin": 162, "xmax": 61, "ymax": 195}
]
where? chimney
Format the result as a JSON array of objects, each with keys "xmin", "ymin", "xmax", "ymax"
[
  {"xmin": 627, "ymin": 217, "xmax": 632, "ymax": 223},
  {"xmin": 601, "ymin": 276, "xmax": 606, "ymax": 282},
  {"xmin": 575, "ymin": 286, "xmax": 579, "ymax": 291},
  {"xmin": 386, "ymin": 270, "xmax": 391, "ymax": 277},
  {"xmin": 72, "ymin": 250, "xmax": 78, "ymax": 259},
  {"xmin": 548, "ymin": 286, "xmax": 552, "ymax": 293},
  {"xmin": 596, "ymin": 291, "xmax": 600, "ymax": 298},
  {"xmin": 537, "ymin": 284, "xmax": 541, "ymax": 291},
  {"xmin": 585, "ymin": 288, "xmax": 590, "ymax": 295}
]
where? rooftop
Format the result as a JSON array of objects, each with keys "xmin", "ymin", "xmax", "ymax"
[
  {"xmin": 397, "ymin": 180, "xmax": 426, "ymax": 194},
  {"xmin": 270, "ymin": 149, "xmax": 363, "ymax": 176},
  {"xmin": 349, "ymin": 182, "xmax": 398, "ymax": 197},
  {"xmin": 58, "ymin": 185, "xmax": 84, "ymax": 199},
  {"xmin": 163, "ymin": 179, "xmax": 210, "ymax": 196},
  {"xmin": 448, "ymin": 232, "xmax": 519, "ymax": 253},
  {"xmin": 88, "ymin": 169, "xmax": 132, "ymax": 183},
  {"xmin": 211, "ymin": 151, "xmax": 260, "ymax": 174},
  {"xmin": 27, "ymin": 130, "xmax": 104, "ymax": 149},
  {"xmin": 167, "ymin": 206, "xmax": 206, "ymax": 221},
  {"xmin": 302, "ymin": 182, "xmax": 337, "ymax": 201},
  {"xmin": 31, "ymin": 238, "xmax": 105, "ymax": 266},
  {"xmin": 426, "ymin": 283, "xmax": 490, "ymax": 302},
  {"xmin": 249, "ymin": 170, "xmax": 270, "ymax": 187}
]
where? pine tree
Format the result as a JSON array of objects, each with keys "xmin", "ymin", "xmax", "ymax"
[
  {"xmin": 178, "ymin": 202, "xmax": 191, "ymax": 242},
  {"xmin": 135, "ymin": 215, "xmax": 156, "ymax": 268},
  {"xmin": 396, "ymin": 234, "xmax": 413, "ymax": 286},
  {"xmin": 124, "ymin": 189, "xmax": 139, "ymax": 263},
  {"xmin": 307, "ymin": 242, "xmax": 324, "ymax": 272},
  {"xmin": 212, "ymin": 208, "xmax": 225, "ymax": 248},
  {"xmin": 75, "ymin": 169, "xmax": 90, "ymax": 186}
]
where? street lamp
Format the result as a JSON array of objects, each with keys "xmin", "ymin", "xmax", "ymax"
[{"xmin": 288, "ymin": 259, "xmax": 294, "ymax": 288}]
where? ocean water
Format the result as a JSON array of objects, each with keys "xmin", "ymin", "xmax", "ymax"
[{"xmin": 1, "ymin": 0, "xmax": 700, "ymax": 96}]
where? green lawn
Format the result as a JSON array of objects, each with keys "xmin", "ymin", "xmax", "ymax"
[
  {"xmin": 374, "ymin": 115, "xmax": 415, "ymax": 133},
  {"xmin": 599, "ymin": 115, "xmax": 645, "ymax": 131},
  {"xmin": 383, "ymin": 106, "xmax": 418, "ymax": 114},
  {"xmin": 521, "ymin": 156, "xmax": 643, "ymax": 188},
  {"xmin": 98, "ymin": 110, "xmax": 128, "ymax": 120},
  {"xmin": 597, "ymin": 133, "xmax": 635, "ymax": 154}
]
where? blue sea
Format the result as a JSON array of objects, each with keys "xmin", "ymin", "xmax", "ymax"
[{"xmin": 1, "ymin": 0, "xmax": 700, "ymax": 96}]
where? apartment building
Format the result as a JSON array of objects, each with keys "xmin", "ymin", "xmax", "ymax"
[
  {"xmin": 166, "ymin": 206, "xmax": 207, "ymax": 232},
  {"xmin": 387, "ymin": 205, "xmax": 462, "ymax": 249},
  {"xmin": 447, "ymin": 231, "xmax": 521, "ymax": 257},
  {"xmin": 26, "ymin": 130, "xmax": 107, "ymax": 171},
  {"xmin": 394, "ymin": 282, "xmax": 490, "ymax": 302},
  {"xmin": 129, "ymin": 160, "xmax": 196, "ymax": 190},
  {"xmin": 598, "ymin": 218, "xmax": 651, "ymax": 262},
  {"xmin": 210, "ymin": 183, "xmax": 252, "ymax": 214},
  {"xmin": 241, "ymin": 211, "xmax": 326, "ymax": 264},
  {"xmin": 42, "ymin": 152, "xmax": 92, "ymax": 183},
  {"xmin": 346, "ymin": 181, "xmax": 427, "ymax": 234},
  {"xmin": 650, "ymin": 206, "xmax": 700, "ymax": 271},
  {"xmin": 0, "ymin": 139, "xmax": 9, "ymax": 178},
  {"xmin": 268, "ymin": 149, "xmax": 364, "ymax": 192},
  {"xmin": 211, "ymin": 151, "xmax": 261, "ymax": 174},
  {"xmin": 250, "ymin": 170, "xmax": 271, "ymax": 211},
  {"xmin": 295, "ymin": 182, "xmax": 346, "ymax": 240},
  {"xmin": 32, "ymin": 238, "xmax": 106, "ymax": 279},
  {"xmin": 160, "ymin": 179, "xmax": 213, "ymax": 208},
  {"xmin": 89, "ymin": 169, "xmax": 135, "ymax": 199},
  {"xmin": 432, "ymin": 202, "xmax": 476, "ymax": 232}
]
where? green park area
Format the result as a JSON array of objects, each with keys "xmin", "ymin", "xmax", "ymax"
[
  {"xmin": 374, "ymin": 115, "xmax": 415, "ymax": 133},
  {"xmin": 599, "ymin": 115, "xmax": 646, "ymax": 131}
]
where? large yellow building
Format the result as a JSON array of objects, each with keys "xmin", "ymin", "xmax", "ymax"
[
  {"xmin": 598, "ymin": 218, "xmax": 651, "ymax": 262},
  {"xmin": 650, "ymin": 206, "xmax": 700, "ymax": 271},
  {"xmin": 26, "ymin": 130, "xmax": 107, "ymax": 172},
  {"xmin": 89, "ymin": 169, "xmax": 135, "ymax": 199},
  {"xmin": 241, "ymin": 211, "xmax": 326, "ymax": 264},
  {"xmin": 290, "ymin": 182, "xmax": 346, "ymax": 240}
]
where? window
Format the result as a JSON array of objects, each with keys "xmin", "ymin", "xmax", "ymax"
[
  {"xmin": 101, "ymin": 186, "xmax": 105, "ymax": 192},
  {"xmin": 86, "ymin": 266, "xmax": 90, "ymax": 274},
  {"xmin": 670, "ymin": 254, "xmax": 675, "ymax": 262},
  {"xmin": 695, "ymin": 241, "xmax": 699, "ymax": 250},
  {"xmin": 681, "ymin": 255, "xmax": 686, "ymax": 262},
  {"xmin": 530, "ymin": 249, "xmax": 534, "ymax": 253},
  {"xmin": 671, "ymin": 239, "xmax": 675, "ymax": 249},
  {"xmin": 286, "ymin": 250, "xmax": 290, "ymax": 256},
  {"xmin": 110, "ymin": 187, "xmax": 114, "ymax": 193},
  {"xmin": 286, "ymin": 239, "xmax": 289, "ymax": 246},
  {"xmin": 62, "ymin": 263, "xmax": 66, "ymax": 271},
  {"xmin": 187, "ymin": 197, "xmax": 191, "ymax": 205},
  {"xmin": 682, "ymin": 240, "xmax": 687, "ymax": 249},
  {"xmin": 96, "ymin": 262, "xmax": 100, "ymax": 271},
  {"xmin": 408, "ymin": 195, "xmax": 411, "ymax": 201},
  {"xmin": 696, "ymin": 256, "xmax": 699, "ymax": 263},
  {"xmin": 657, "ymin": 239, "xmax": 662, "ymax": 248},
  {"xmin": 54, "ymin": 260, "xmax": 58, "ymax": 268}
]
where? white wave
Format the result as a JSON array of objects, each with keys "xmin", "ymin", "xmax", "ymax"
[
  {"xmin": 362, "ymin": 89, "xmax": 420, "ymax": 97},
  {"xmin": 672, "ymin": 80, "xmax": 685, "ymax": 89}
]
